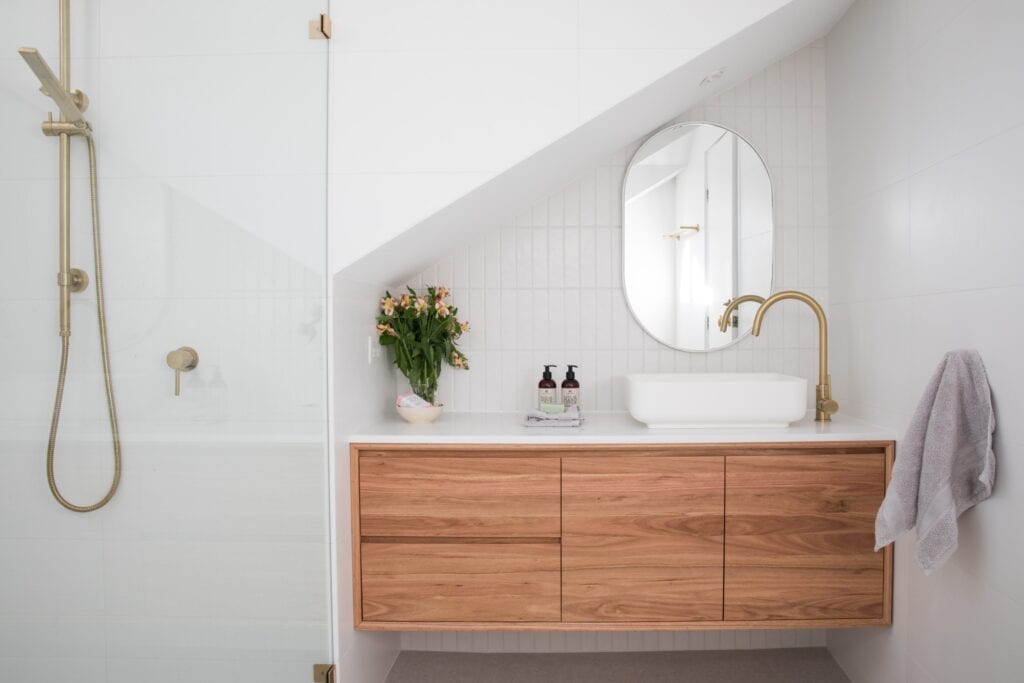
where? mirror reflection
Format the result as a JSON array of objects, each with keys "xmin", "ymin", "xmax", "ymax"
[{"xmin": 623, "ymin": 122, "xmax": 774, "ymax": 351}]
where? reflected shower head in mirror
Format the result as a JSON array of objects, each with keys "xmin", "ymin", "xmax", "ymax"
[{"xmin": 18, "ymin": 47, "xmax": 90, "ymax": 127}]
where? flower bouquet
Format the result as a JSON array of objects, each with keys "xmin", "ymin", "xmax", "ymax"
[{"xmin": 376, "ymin": 286, "xmax": 469, "ymax": 420}]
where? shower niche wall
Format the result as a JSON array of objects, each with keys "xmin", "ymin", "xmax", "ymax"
[{"xmin": 0, "ymin": 1, "xmax": 333, "ymax": 681}]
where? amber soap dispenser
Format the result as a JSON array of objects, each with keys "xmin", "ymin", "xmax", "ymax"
[
  {"xmin": 538, "ymin": 365, "xmax": 558, "ymax": 407},
  {"xmin": 562, "ymin": 364, "xmax": 580, "ymax": 408}
]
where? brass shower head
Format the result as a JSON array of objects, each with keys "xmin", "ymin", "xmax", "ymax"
[{"xmin": 18, "ymin": 47, "xmax": 90, "ymax": 127}]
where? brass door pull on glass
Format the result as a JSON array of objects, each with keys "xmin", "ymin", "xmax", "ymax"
[{"xmin": 166, "ymin": 347, "xmax": 198, "ymax": 396}]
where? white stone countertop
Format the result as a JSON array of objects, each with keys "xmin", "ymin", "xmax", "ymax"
[{"xmin": 349, "ymin": 411, "xmax": 896, "ymax": 445}]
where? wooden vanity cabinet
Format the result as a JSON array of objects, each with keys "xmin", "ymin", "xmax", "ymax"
[
  {"xmin": 351, "ymin": 442, "xmax": 893, "ymax": 631},
  {"xmin": 724, "ymin": 451, "xmax": 889, "ymax": 621},
  {"xmin": 562, "ymin": 455, "xmax": 724, "ymax": 622}
]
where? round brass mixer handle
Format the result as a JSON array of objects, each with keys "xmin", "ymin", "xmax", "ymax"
[{"xmin": 166, "ymin": 347, "xmax": 199, "ymax": 396}]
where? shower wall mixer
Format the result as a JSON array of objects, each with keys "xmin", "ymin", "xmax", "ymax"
[{"xmin": 19, "ymin": 0, "xmax": 122, "ymax": 512}]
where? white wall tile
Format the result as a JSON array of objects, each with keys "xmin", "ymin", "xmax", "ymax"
[
  {"xmin": 906, "ymin": 0, "xmax": 1024, "ymax": 174},
  {"xmin": 826, "ymin": 1, "xmax": 1024, "ymax": 681},
  {"xmin": 99, "ymin": 0, "xmax": 324, "ymax": 57}
]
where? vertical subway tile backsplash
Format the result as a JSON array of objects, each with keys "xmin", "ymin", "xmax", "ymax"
[{"xmin": 397, "ymin": 43, "xmax": 828, "ymax": 413}]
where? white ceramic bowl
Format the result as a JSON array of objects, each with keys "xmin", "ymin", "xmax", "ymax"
[{"xmin": 396, "ymin": 404, "xmax": 444, "ymax": 424}]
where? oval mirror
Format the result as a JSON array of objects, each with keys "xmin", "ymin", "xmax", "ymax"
[{"xmin": 622, "ymin": 122, "xmax": 774, "ymax": 351}]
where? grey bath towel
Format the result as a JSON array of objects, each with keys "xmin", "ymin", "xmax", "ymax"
[{"xmin": 875, "ymin": 349, "xmax": 996, "ymax": 574}]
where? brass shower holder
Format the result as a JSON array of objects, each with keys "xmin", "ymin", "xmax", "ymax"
[
  {"xmin": 58, "ymin": 268, "xmax": 89, "ymax": 292},
  {"xmin": 42, "ymin": 111, "xmax": 90, "ymax": 137}
]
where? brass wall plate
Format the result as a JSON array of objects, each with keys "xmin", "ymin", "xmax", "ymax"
[
  {"xmin": 68, "ymin": 268, "xmax": 89, "ymax": 292},
  {"xmin": 313, "ymin": 664, "xmax": 336, "ymax": 683}
]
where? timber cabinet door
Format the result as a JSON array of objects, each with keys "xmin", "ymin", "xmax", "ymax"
[
  {"xmin": 562, "ymin": 455, "xmax": 725, "ymax": 622},
  {"xmin": 724, "ymin": 452, "xmax": 888, "ymax": 621},
  {"xmin": 356, "ymin": 452, "xmax": 562, "ymax": 624}
]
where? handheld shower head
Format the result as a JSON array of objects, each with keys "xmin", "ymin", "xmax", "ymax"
[{"xmin": 18, "ymin": 47, "xmax": 89, "ymax": 126}]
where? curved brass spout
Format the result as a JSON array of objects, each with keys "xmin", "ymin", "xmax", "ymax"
[
  {"xmin": 717, "ymin": 294, "xmax": 766, "ymax": 333},
  {"xmin": 751, "ymin": 290, "xmax": 839, "ymax": 422}
]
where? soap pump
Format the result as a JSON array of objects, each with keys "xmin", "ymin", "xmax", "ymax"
[
  {"xmin": 562, "ymin": 364, "xmax": 580, "ymax": 408},
  {"xmin": 538, "ymin": 365, "xmax": 558, "ymax": 407}
]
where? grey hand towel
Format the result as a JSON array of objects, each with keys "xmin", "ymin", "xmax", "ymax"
[{"xmin": 875, "ymin": 349, "xmax": 996, "ymax": 574}]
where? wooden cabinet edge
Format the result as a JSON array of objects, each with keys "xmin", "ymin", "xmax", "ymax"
[
  {"xmin": 350, "ymin": 444, "xmax": 365, "ymax": 628},
  {"xmin": 355, "ymin": 617, "xmax": 892, "ymax": 631},
  {"xmin": 882, "ymin": 442, "xmax": 895, "ymax": 626},
  {"xmin": 350, "ymin": 441, "xmax": 895, "ymax": 455}
]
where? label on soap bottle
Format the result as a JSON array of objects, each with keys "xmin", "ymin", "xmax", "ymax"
[
  {"xmin": 539, "ymin": 387, "xmax": 557, "ymax": 405},
  {"xmin": 562, "ymin": 387, "xmax": 579, "ymax": 408}
]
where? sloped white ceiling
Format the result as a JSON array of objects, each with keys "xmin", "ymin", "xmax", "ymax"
[{"xmin": 332, "ymin": 0, "xmax": 852, "ymax": 283}]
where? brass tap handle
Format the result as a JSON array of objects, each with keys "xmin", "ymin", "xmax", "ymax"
[
  {"xmin": 166, "ymin": 347, "xmax": 198, "ymax": 397},
  {"xmin": 819, "ymin": 398, "xmax": 840, "ymax": 417}
]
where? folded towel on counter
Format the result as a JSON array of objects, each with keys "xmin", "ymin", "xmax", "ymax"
[
  {"xmin": 875, "ymin": 349, "xmax": 996, "ymax": 574},
  {"xmin": 525, "ymin": 405, "xmax": 583, "ymax": 428}
]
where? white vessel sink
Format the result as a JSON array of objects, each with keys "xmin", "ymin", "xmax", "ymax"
[{"xmin": 626, "ymin": 373, "xmax": 808, "ymax": 428}]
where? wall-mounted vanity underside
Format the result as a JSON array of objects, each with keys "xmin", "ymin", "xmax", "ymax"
[{"xmin": 349, "ymin": 416, "xmax": 895, "ymax": 632}]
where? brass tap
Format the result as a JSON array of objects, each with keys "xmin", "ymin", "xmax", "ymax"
[
  {"xmin": 751, "ymin": 290, "xmax": 839, "ymax": 422},
  {"xmin": 717, "ymin": 294, "xmax": 766, "ymax": 332}
]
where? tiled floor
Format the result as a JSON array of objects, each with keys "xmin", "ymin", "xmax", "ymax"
[{"xmin": 386, "ymin": 648, "xmax": 851, "ymax": 682}]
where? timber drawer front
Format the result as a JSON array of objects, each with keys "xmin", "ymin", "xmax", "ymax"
[{"xmin": 351, "ymin": 442, "xmax": 894, "ymax": 631}]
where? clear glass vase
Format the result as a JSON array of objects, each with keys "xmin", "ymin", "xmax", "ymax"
[{"xmin": 409, "ymin": 377, "xmax": 438, "ymax": 406}]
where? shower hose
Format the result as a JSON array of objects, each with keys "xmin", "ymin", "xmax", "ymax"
[{"xmin": 46, "ymin": 134, "xmax": 122, "ymax": 512}]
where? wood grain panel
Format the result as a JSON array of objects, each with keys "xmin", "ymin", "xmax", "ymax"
[
  {"xmin": 725, "ymin": 454, "xmax": 886, "ymax": 620},
  {"xmin": 562, "ymin": 456, "xmax": 725, "ymax": 622},
  {"xmin": 361, "ymin": 542, "xmax": 560, "ymax": 622},
  {"xmin": 359, "ymin": 455, "xmax": 560, "ymax": 537},
  {"xmin": 725, "ymin": 566, "xmax": 884, "ymax": 621}
]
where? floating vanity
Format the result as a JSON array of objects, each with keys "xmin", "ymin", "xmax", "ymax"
[{"xmin": 349, "ymin": 413, "xmax": 895, "ymax": 632}]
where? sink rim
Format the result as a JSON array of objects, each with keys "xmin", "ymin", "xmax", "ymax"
[
  {"xmin": 626, "ymin": 372, "xmax": 806, "ymax": 384},
  {"xmin": 625, "ymin": 372, "xmax": 809, "ymax": 429}
]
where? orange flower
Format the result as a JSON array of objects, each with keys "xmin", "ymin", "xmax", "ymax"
[
  {"xmin": 413, "ymin": 296, "xmax": 429, "ymax": 314},
  {"xmin": 459, "ymin": 321, "xmax": 470, "ymax": 334},
  {"xmin": 398, "ymin": 293, "xmax": 411, "ymax": 309},
  {"xmin": 435, "ymin": 300, "xmax": 451, "ymax": 318},
  {"xmin": 435, "ymin": 286, "xmax": 451, "ymax": 301},
  {"xmin": 451, "ymin": 352, "xmax": 466, "ymax": 369},
  {"xmin": 375, "ymin": 323, "xmax": 397, "ymax": 337},
  {"xmin": 380, "ymin": 296, "xmax": 396, "ymax": 316}
]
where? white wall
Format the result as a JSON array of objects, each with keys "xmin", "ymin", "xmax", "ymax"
[
  {"xmin": 400, "ymin": 44, "xmax": 829, "ymax": 415},
  {"xmin": 0, "ymin": 2, "xmax": 335, "ymax": 681},
  {"xmin": 328, "ymin": 0, "xmax": 798, "ymax": 272},
  {"xmin": 825, "ymin": 0, "xmax": 1024, "ymax": 681},
  {"xmin": 331, "ymin": 277, "xmax": 401, "ymax": 681}
]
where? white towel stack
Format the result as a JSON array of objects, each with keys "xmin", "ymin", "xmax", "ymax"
[{"xmin": 524, "ymin": 405, "xmax": 583, "ymax": 428}]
